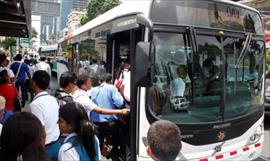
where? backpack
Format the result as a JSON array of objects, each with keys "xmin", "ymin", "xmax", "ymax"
[
  {"xmin": 55, "ymin": 89, "xmax": 73, "ymax": 106},
  {"xmin": 66, "ymin": 136, "xmax": 90, "ymax": 161}
]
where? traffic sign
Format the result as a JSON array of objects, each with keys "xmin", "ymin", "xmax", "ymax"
[{"xmin": 20, "ymin": 38, "xmax": 29, "ymax": 46}]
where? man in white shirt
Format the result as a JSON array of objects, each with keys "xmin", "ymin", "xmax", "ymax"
[
  {"xmin": 73, "ymin": 74, "xmax": 130, "ymax": 120},
  {"xmin": 34, "ymin": 56, "xmax": 51, "ymax": 76},
  {"xmin": 29, "ymin": 70, "xmax": 60, "ymax": 161},
  {"xmin": 170, "ymin": 65, "xmax": 191, "ymax": 98}
]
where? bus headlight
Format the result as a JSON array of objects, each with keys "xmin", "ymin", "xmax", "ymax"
[
  {"xmin": 246, "ymin": 123, "xmax": 264, "ymax": 146},
  {"xmin": 256, "ymin": 123, "xmax": 264, "ymax": 135}
]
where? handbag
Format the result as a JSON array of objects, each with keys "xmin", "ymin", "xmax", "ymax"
[
  {"xmin": 101, "ymin": 138, "xmax": 113, "ymax": 157},
  {"xmin": 13, "ymin": 97, "xmax": 21, "ymax": 111}
]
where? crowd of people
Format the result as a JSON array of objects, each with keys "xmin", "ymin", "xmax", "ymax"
[{"xmin": 0, "ymin": 51, "xmax": 182, "ymax": 161}]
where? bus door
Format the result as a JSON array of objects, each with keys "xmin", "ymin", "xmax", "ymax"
[
  {"xmin": 106, "ymin": 27, "xmax": 144, "ymax": 159},
  {"xmin": 107, "ymin": 28, "xmax": 144, "ymax": 79}
]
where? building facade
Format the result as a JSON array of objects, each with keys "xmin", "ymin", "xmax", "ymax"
[
  {"xmin": 60, "ymin": 0, "xmax": 73, "ymax": 29},
  {"xmin": 73, "ymin": 0, "xmax": 89, "ymax": 11}
]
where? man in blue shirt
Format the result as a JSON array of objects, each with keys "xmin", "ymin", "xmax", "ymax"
[
  {"xmin": 10, "ymin": 54, "xmax": 31, "ymax": 108},
  {"xmin": 91, "ymin": 73, "xmax": 124, "ymax": 160}
]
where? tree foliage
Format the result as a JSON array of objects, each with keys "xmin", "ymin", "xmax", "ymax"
[
  {"xmin": 31, "ymin": 27, "xmax": 38, "ymax": 39},
  {"xmin": 80, "ymin": 0, "xmax": 120, "ymax": 25},
  {"xmin": 1, "ymin": 37, "xmax": 16, "ymax": 50}
]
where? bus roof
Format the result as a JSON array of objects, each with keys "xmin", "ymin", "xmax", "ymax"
[
  {"xmin": 71, "ymin": 0, "xmax": 152, "ymax": 40},
  {"xmin": 67, "ymin": 0, "xmax": 261, "ymax": 43}
]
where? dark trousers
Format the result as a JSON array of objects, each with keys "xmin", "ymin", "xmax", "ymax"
[
  {"xmin": 15, "ymin": 82, "xmax": 27, "ymax": 108},
  {"xmin": 94, "ymin": 121, "xmax": 120, "ymax": 161},
  {"xmin": 26, "ymin": 79, "xmax": 34, "ymax": 101},
  {"xmin": 119, "ymin": 116, "xmax": 131, "ymax": 161}
]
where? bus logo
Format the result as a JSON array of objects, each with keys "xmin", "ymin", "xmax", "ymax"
[{"xmin": 217, "ymin": 131, "xmax": 226, "ymax": 141}]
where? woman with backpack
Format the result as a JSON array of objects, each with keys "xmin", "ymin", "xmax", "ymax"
[{"xmin": 58, "ymin": 102, "xmax": 100, "ymax": 161}]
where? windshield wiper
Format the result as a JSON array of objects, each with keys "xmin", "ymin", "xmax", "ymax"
[
  {"xmin": 233, "ymin": 33, "xmax": 252, "ymax": 96},
  {"xmin": 235, "ymin": 33, "xmax": 252, "ymax": 69}
]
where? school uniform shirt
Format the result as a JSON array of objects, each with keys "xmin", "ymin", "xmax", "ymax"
[
  {"xmin": 58, "ymin": 133, "xmax": 101, "ymax": 161},
  {"xmin": 121, "ymin": 70, "xmax": 130, "ymax": 102},
  {"xmin": 91, "ymin": 82, "xmax": 124, "ymax": 123},
  {"xmin": 30, "ymin": 91, "xmax": 60, "ymax": 145},
  {"xmin": 73, "ymin": 88, "xmax": 97, "ymax": 119}
]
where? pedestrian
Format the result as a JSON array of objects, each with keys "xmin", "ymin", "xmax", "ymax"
[
  {"xmin": 10, "ymin": 54, "xmax": 31, "ymax": 108},
  {"xmin": 73, "ymin": 74, "xmax": 130, "ymax": 120},
  {"xmin": 147, "ymin": 120, "xmax": 182, "ymax": 161},
  {"xmin": 35, "ymin": 56, "xmax": 52, "ymax": 76},
  {"xmin": 24, "ymin": 59, "xmax": 34, "ymax": 101},
  {"xmin": 91, "ymin": 73, "xmax": 125, "ymax": 160},
  {"xmin": 29, "ymin": 70, "xmax": 61, "ymax": 161},
  {"xmin": 58, "ymin": 102, "xmax": 100, "ymax": 161},
  {"xmin": 0, "ymin": 112, "xmax": 48, "ymax": 161},
  {"xmin": 55, "ymin": 71, "xmax": 76, "ymax": 106},
  {"xmin": 0, "ymin": 52, "xmax": 15, "ymax": 83},
  {"xmin": 0, "ymin": 70, "xmax": 19, "ymax": 111}
]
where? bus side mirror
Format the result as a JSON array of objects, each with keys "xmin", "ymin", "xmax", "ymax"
[{"xmin": 134, "ymin": 42, "xmax": 152, "ymax": 87}]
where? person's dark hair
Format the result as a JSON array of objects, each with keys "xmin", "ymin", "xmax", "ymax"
[
  {"xmin": 91, "ymin": 76, "xmax": 100, "ymax": 87},
  {"xmin": 0, "ymin": 53, "xmax": 7, "ymax": 64},
  {"xmin": 59, "ymin": 102, "xmax": 96, "ymax": 161},
  {"xmin": 24, "ymin": 59, "xmax": 31, "ymax": 65},
  {"xmin": 59, "ymin": 72, "xmax": 77, "ymax": 88},
  {"xmin": 100, "ymin": 73, "xmax": 112, "ymax": 83},
  {"xmin": 92, "ymin": 59, "xmax": 97, "ymax": 64},
  {"xmin": 16, "ymin": 54, "xmax": 22, "ymax": 61},
  {"xmin": 32, "ymin": 70, "xmax": 50, "ymax": 90},
  {"xmin": 0, "ymin": 112, "xmax": 47, "ymax": 161},
  {"xmin": 40, "ymin": 56, "xmax": 46, "ymax": 62},
  {"xmin": 77, "ymin": 74, "xmax": 90, "ymax": 88},
  {"xmin": 0, "ymin": 70, "xmax": 9, "ymax": 84},
  {"xmin": 147, "ymin": 120, "xmax": 182, "ymax": 161}
]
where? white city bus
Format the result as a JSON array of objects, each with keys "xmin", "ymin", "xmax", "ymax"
[{"xmin": 67, "ymin": 0, "xmax": 265, "ymax": 160}]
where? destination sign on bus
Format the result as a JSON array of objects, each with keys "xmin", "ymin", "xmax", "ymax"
[{"xmin": 151, "ymin": 0, "xmax": 263, "ymax": 35}]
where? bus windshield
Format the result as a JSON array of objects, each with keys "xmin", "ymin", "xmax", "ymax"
[{"xmin": 150, "ymin": 31, "xmax": 264, "ymax": 124}]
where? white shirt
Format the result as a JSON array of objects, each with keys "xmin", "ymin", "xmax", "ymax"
[
  {"xmin": 170, "ymin": 76, "xmax": 191, "ymax": 98},
  {"xmin": 90, "ymin": 64, "xmax": 98, "ymax": 73},
  {"xmin": 0, "ymin": 123, "xmax": 2, "ymax": 135},
  {"xmin": 0, "ymin": 66, "xmax": 15, "ymax": 78},
  {"xmin": 26, "ymin": 65, "xmax": 34, "ymax": 79},
  {"xmin": 58, "ymin": 133, "xmax": 101, "ymax": 161},
  {"xmin": 30, "ymin": 91, "xmax": 60, "ymax": 144},
  {"xmin": 34, "ymin": 62, "xmax": 51, "ymax": 76},
  {"xmin": 73, "ymin": 89, "xmax": 97, "ymax": 119},
  {"xmin": 122, "ymin": 70, "xmax": 130, "ymax": 102}
]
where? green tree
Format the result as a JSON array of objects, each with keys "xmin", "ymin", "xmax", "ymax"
[
  {"xmin": 1, "ymin": 37, "xmax": 16, "ymax": 50},
  {"xmin": 80, "ymin": 0, "xmax": 120, "ymax": 25},
  {"xmin": 31, "ymin": 27, "xmax": 38, "ymax": 39}
]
